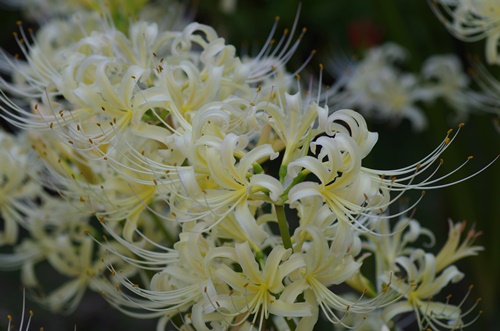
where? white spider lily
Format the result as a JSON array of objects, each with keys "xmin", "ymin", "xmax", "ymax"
[
  {"xmin": 208, "ymin": 242, "xmax": 311, "ymax": 330},
  {"xmin": 99, "ymin": 227, "xmax": 224, "ymax": 322},
  {"xmin": 329, "ymin": 43, "xmax": 431, "ymax": 131},
  {"xmin": 430, "ymin": 0, "xmax": 500, "ymax": 64},
  {"xmin": 435, "ymin": 220, "xmax": 483, "ymax": 275},
  {"xmin": 254, "ymin": 91, "xmax": 328, "ymax": 169},
  {"xmin": 421, "ymin": 54, "xmax": 492, "ymax": 122},
  {"xmin": 288, "ymin": 133, "xmax": 389, "ymax": 229},
  {"xmin": 169, "ymin": 133, "xmax": 282, "ymax": 245},
  {"xmin": 363, "ymin": 216, "xmax": 436, "ymax": 285},
  {"xmin": 287, "ymin": 225, "xmax": 389, "ymax": 328},
  {"xmin": 0, "ymin": 130, "xmax": 42, "ymax": 245},
  {"xmin": 381, "ymin": 251, "xmax": 478, "ymax": 330}
]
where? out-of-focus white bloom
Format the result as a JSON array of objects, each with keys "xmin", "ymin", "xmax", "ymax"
[
  {"xmin": 219, "ymin": 0, "xmax": 238, "ymax": 14},
  {"xmin": 0, "ymin": 0, "xmax": 149, "ymax": 22},
  {"xmin": 421, "ymin": 54, "xmax": 492, "ymax": 122},
  {"xmin": 0, "ymin": 130, "xmax": 41, "ymax": 245},
  {"xmin": 430, "ymin": 0, "xmax": 500, "ymax": 64},
  {"xmin": 330, "ymin": 43, "xmax": 431, "ymax": 131}
]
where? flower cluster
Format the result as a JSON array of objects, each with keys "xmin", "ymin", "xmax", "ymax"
[
  {"xmin": 0, "ymin": 1, "xmax": 495, "ymax": 331},
  {"xmin": 328, "ymin": 43, "xmax": 495, "ymax": 131}
]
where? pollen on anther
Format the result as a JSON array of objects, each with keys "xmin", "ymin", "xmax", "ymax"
[{"xmin": 468, "ymin": 156, "xmax": 474, "ymax": 160}]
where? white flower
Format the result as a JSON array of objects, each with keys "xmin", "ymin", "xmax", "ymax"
[
  {"xmin": 0, "ymin": 130, "xmax": 42, "ymax": 245},
  {"xmin": 421, "ymin": 54, "xmax": 490, "ymax": 122},
  {"xmin": 430, "ymin": 0, "xmax": 500, "ymax": 64},
  {"xmin": 381, "ymin": 251, "xmax": 471, "ymax": 330},
  {"xmin": 209, "ymin": 242, "xmax": 311, "ymax": 330},
  {"xmin": 329, "ymin": 43, "xmax": 431, "ymax": 131}
]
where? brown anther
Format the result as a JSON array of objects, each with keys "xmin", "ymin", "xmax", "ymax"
[
  {"xmin": 153, "ymin": 179, "xmax": 158, "ymax": 186},
  {"xmin": 468, "ymin": 156, "xmax": 474, "ymax": 160},
  {"xmin": 459, "ymin": 123, "xmax": 465, "ymax": 128},
  {"xmin": 319, "ymin": 63, "xmax": 324, "ymax": 70},
  {"xmin": 131, "ymin": 75, "xmax": 136, "ymax": 79},
  {"xmin": 16, "ymin": 20, "xmax": 23, "ymax": 25},
  {"xmin": 444, "ymin": 137, "xmax": 450, "ymax": 144},
  {"xmin": 83, "ymin": 229, "xmax": 90, "ymax": 233},
  {"xmin": 96, "ymin": 123, "xmax": 101, "ymax": 127},
  {"xmin": 102, "ymin": 235, "xmax": 108, "ymax": 241},
  {"xmin": 89, "ymin": 138, "xmax": 93, "ymax": 144},
  {"xmin": 49, "ymin": 122, "xmax": 53, "ymax": 129}
]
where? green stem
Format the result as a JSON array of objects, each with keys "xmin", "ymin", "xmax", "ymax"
[
  {"xmin": 275, "ymin": 204, "xmax": 292, "ymax": 250},
  {"xmin": 284, "ymin": 316, "xmax": 297, "ymax": 331}
]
